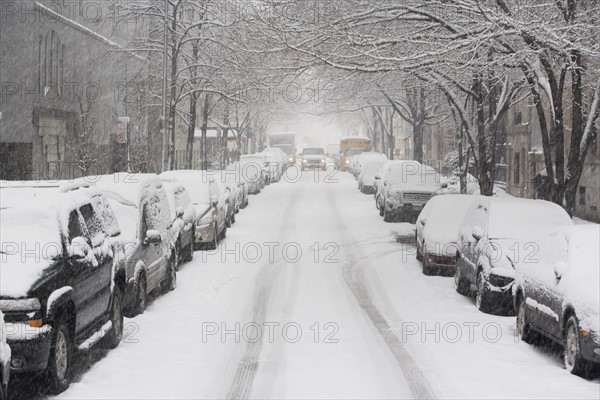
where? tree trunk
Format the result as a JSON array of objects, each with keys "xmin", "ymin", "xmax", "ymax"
[
  {"xmin": 185, "ymin": 93, "xmax": 198, "ymax": 169},
  {"xmin": 200, "ymin": 93, "xmax": 210, "ymax": 170}
]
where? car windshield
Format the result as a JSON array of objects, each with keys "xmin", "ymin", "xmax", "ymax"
[
  {"xmin": 345, "ymin": 148, "xmax": 365, "ymax": 157},
  {"xmin": 303, "ymin": 148, "xmax": 325, "ymax": 155}
]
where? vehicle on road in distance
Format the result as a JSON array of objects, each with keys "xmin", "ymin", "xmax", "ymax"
[
  {"xmin": 513, "ymin": 225, "xmax": 600, "ymax": 378},
  {"xmin": 416, "ymin": 194, "xmax": 478, "ymax": 276},
  {"xmin": 0, "ymin": 185, "xmax": 127, "ymax": 394},
  {"xmin": 0, "ymin": 311, "xmax": 10, "ymax": 400},
  {"xmin": 455, "ymin": 197, "xmax": 573, "ymax": 316},
  {"xmin": 340, "ymin": 137, "xmax": 371, "ymax": 171},
  {"xmin": 94, "ymin": 174, "xmax": 178, "ymax": 317},
  {"xmin": 268, "ymin": 132, "xmax": 296, "ymax": 165},
  {"xmin": 378, "ymin": 161, "xmax": 441, "ymax": 223},
  {"xmin": 301, "ymin": 147, "xmax": 327, "ymax": 170},
  {"xmin": 161, "ymin": 170, "xmax": 228, "ymax": 251}
]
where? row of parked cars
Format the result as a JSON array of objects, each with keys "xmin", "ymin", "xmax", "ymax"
[
  {"xmin": 350, "ymin": 153, "xmax": 599, "ymax": 378},
  {"xmin": 0, "ymin": 155, "xmax": 284, "ymax": 395},
  {"xmin": 353, "ymin": 153, "xmax": 600, "ymax": 377},
  {"xmin": 414, "ymin": 193, "xmax": 599, "ymax": 378}
]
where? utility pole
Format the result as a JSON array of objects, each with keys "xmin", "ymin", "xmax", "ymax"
[{"xmin": 161, "ymin": 0, "xmax": 169, "ymax": 172}]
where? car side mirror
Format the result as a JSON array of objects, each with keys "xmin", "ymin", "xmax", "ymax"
[
  {"xmin": 374, "ymin": 174, "xmax": 381, "ymax": 180},
  {"xmin": 471, "ymin": 226, "xmax": 484, "ymax": 241},
  {"xmin": 176, "ymin": 206, "xmax": 184, "ymax": 219},
  {"xmin": 68, "ymin": 236, "xmax": 90, "ymax": 259},
  {"xmin": 441, "ymin": 182, "xmax": 449, "ymax": 189},
  {"xmin": 210, "ymin": 195, "xmax": 218, "ymax": 207},
  {"xmin": 419, "ymin": 217, "xmax": 427, "ymax": 226},
  {"xmin": 143, "ymin": 229, "xmax": 162, "ymax": 245},
  {"xmin": 68, "ymin": 237, "xmax": 98, "ymax": 267}
]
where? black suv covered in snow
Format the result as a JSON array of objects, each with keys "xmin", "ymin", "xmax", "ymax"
[{"xmin": 0, "ymin": 185, "xmax": 126, "ymax": 394}]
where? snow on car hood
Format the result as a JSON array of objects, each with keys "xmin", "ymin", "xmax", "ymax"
[{"xmin": 0, "ymin": 204, "xmax": 63, "ymax": 298}]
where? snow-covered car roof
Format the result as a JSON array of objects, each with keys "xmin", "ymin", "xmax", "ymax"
[
  {"xmin": 422, "ymin": 194, "xmax": 480, "ymax": 252},
  {"xmin": 485, "ymin": 197, "xmax": 573, "ymax": 239},
  {"xmin": 160, "ymin": 170, "xmax": 213, "ymax": 206},
  {"xmin": 91, "ymin": 173, "xmax": 165, "ymax": 208}
]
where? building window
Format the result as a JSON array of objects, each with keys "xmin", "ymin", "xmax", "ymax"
[
  {"xmin": 579, "ymin": 186, "xmax": 586, "ymax": 206},
  {"xmin": 514, "ymin": 111, "xmax": 522, "ymax": 125},
  {"xmin": 514, "ymin": 152, "xmax": 520, "ymax": 184}
]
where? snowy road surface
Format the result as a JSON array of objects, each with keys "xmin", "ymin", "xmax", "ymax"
[{"xmin": 18, "ymin": 171, "xmax": 598, "ymax": 399}]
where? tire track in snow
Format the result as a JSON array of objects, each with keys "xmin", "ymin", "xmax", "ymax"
[
  {"xmin": 225, "ymin": 181, "xmax": 301, "ymax": 400},
  {"xmin": 328, "ymin": 185, "xmax": 437, "ymax": 400}
]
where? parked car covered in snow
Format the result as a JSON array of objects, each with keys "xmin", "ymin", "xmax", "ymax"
[
  {"xmin": 378, "ymin": 161, "xmax": 441, "ymax": 222},
  {"xmin": 355, "ymin": 152, "xmax": 387, "ymax": 179},
  {"xmin": 161, "ymin": 170, "xmax": 228, "ymax": 250},
  {"xmin": 240, "ymin": 154, "xmax": 271, "ymax": 185},
  {"xmin": 260, "ymin": 149, "xmax": 285, "ymax": 181},
  {"xmin": 93, "ymin": 173, "xmax": 178, "ymax": 317},
  {"xmin": 513, "ymin": 225, "xmax": 600, "ymax": 378},
  {"xmin": 0, "ymin": 311, "xmax": 10, "ymax": 400},
  {"xmin": 0, "ymin": 185, "xmax": 126, "ymax": 393},
  {"xmin": 217, "ymin": 169, "xmax": 249, "ymax": 214},
  {"xmin": 358, "ymin": 159, "xmax": 387, "ymax": 194},
  {"xmin": 454, "ymin": 197, "xmax": 573, "ymax": 315},
  {"xmin": 416, "ymin": 194, "xmax": 479, "ymax": 276},
  {"xmin": 227, "ymin": 161, "xmax": 261, "ymax": 195},
  {"xmin": 161, "ymin": 179, "xmax": 196, "ymax": 266}
]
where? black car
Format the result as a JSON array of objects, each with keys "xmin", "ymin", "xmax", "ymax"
[
  {"xmin": 0, "ymin": 186, "xmax": 126, "ymax": 394},
  {"xmin": 513, "ymin": 225, "xmax": 600, "ymax": 378},
  {"xmin": 454, "ymin": 197, "xmax": 572, "ymax": 315}
]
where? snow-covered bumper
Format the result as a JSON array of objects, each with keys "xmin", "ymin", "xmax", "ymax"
[
  {"xmin": 424, "ymin": 252, "xmax": 458, "ymax": 270},
  {"xmin": 5, "ymin": 323, "xmax": 52, "ymax": 373},
  {"xmin": 486, "ymin": 270, "xmax": 515, "ymax": 310}
]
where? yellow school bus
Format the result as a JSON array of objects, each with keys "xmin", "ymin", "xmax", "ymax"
[{"xmin": 339, "ymin": 137, "xmax": 372, "ymax": 171}]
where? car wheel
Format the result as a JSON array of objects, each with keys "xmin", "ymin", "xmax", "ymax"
[
  {"xmin": 186, "ymin": 230, "xmax": 195, "ymax": 262},
  {"xmin": 206, "ymin": 223, "xmax": 218, "ymax": 250},
  {"xmin": 383, "ymin": 206, "xmax": 394, "ymax": 222},
  {"xmin": 47, "ymin": 317, "xmax": 72, "ymax": 394},
  {"xmin": 102, "ymin": 288, "xmax": 124, "ymax": 349},
  {"xmin": 231, "ymin": 212, "xmax": 236, "ymax": 224},
  {"xmin": 421, "ymin": 243, "xmax": 433, "ymax": 276},
  {"xmin": 475, "ymin": 270, "xmax": 491, "ymax": 313},
  {"xmin": 454, "ymin": 266, "xmax": 470, "ymax": 296},
  {"xmin": 162, "ymin": 254, "xmax": 177, "ymax": 293},
  {"xmin": 564, "ymin": 315, "xmax": 595, "ymax": 378},
  {"xmin": 416, "ymin": 235, "xmax": 423, "ymax": 262},
  {"xmin": 516, "ymin": 295, "xmax": 535, "ymax": 344},
  {"xmin": 134, "ymin": 274, "xmax": 147, "ymax": 316}
]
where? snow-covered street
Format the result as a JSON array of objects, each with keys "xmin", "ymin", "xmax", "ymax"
[{"xmin": 8, "ymin": 171, "xmax": 590, "ymax": 399}]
